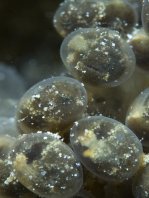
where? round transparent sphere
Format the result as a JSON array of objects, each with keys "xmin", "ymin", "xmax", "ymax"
[
  {"xmin": 0, "ymin": 98, "xmax": 17, "ymax": 118},
  {"xmin": 0, "ymin": 117, "xmax": 19, "ymax": 137},
  {"xmin": 70, "ymin": 115, "xmax": 143, "ymax": 183},
  {"xmin": 53, "ymin": 0, "xmax": 137, "ymax": 37},
  {"xmin": 126, "ymin": 88, "xmax": 149, "ymax": 148},
  {"xmin": 126, "ymin": 0, "xmax": 142, "ymax": 21},
  {"xmin": 0, "ymin": 135, "xmax": 16, "ymax": 187},
  {"xmin": 8, "ymin": 132, "xmax": 83, "ymax": 198},
  {"xmin": 16, "ymin": 76, "xmax": 87, "ymax": 136},
  {"xmin": 61, "ymin": 28, "xmax": 136, "ymax": 87},
  {"xmin": 128, "ymin": 29, "xmax": 149, "ymax": 71},
  {"xmin": 0, "ymin": 64, "xmax": 25, "ymax": 99}
]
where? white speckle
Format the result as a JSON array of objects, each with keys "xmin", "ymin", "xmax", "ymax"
[
  {"xmin": 59, "ymin": 153, "xmax": 63, "ymax": 157},
  {"xmin": 74, "ymin": 121, "xmax": 78, "ymax": 126},
  {"xmin": 32, "ymin": 94, "xmax": 40, "ymax": 99},
  {"xmin": 41, "ymin": 171, "xmax": 47, "ymax": 176},
  {"xmin": 29, "ymin": 175, "xmax": 33, "ymax": 180},
  {"xmin": 44, "ymin": 107, "xmax": 48, "ymax": 111}
]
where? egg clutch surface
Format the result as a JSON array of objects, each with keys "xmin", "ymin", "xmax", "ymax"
[{"xmin": 1, "ymin": 0, "xmax": 149, "ymax": 198}]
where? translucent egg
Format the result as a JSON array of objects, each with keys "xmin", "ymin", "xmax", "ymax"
[
  {"xmin": 132, "ymin": 162, "xmax": 149, "ymax": 198},
  {"xmin": 0, "ymin": 135, "xmax": 16, "ymax": 186},
  {"xmin": 0, "ymin": 64, "xmax": 25, "ymax": 99},
  {"xmin": 70, "ymin": 115, "xmax": 143, "ymax": 183},
  {"xmin": 16, "ymin": 76, "xmax": 87, "ymax": 136},
  {"xmin": 8, "ymin": 132, "xmax": 83, "ymax": 198},
  {"xmin": 0, "ymin": 135, "xmax": 16, "ymax": 158},
  {"xmin": 53, "ymin": 0, "xmax": 137, "ymax": 37},
  {"xmin": 128, "ymin": 28, "xmax": 149, "ymax": 71},
  {"xmin": 126, "ymin": 88, "xmax": 149, "ymax": 148},
  {"xmin": 142, "ymin": 0, "xmax": 149, "ymax": 34},
  {"xmin": 0, "ymin": 117, "xmax": 19, "ymax": 137},
  {"xmin": 21, "ymin": 56, "xmax": 65, "ymax": 88},
  {"xmin": 60, "ymin": 28, "xmax": 136, "ymax": 87},
  {"xmin": 99, "ymin": 0, "xmax": 138, "ymax": 34},
  {"xmin": 0, "ymin": 98, "xmax": 19, "ymax": 137},
  {"xmin": 0, "ymin": 98, "xmax": 17, "ymax": 118},
  {"xmin": 126, "ymin": 0, "xmax": 142, "ymax": 24}
]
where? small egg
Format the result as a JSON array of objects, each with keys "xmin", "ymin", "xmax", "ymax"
[
  {"xmin": 8, "ymin": 132, "xmax": 83, "ymax": 198},
  {"xmin": 16, "ymin": 76, "xmax": 87, "ymax": 137},
  {"xmin": 126, "ymin": 0, "xmax": 142, "ymax": 25},
  {"xmin": 0, "ymin": 64, "xmax": 25, "ymax": 99},
  {"xmin": 61, "ymin": 28, "xmax": 136, "ymax": 87},
  {"xmin": 53, "ymin": 0, "xmax": 137, "ymax": 37},
  {"xmin": 0, "ymin": 117, "xmax": 19, "ymax": 137},
  {"xmin": 128, "ymin": 28, "xmax": 149, "ymax": 71},
  {"xmin": 126, "ymin": 88, "xmax": 149, "ymax": 148},
  {"xmin": 0, "ymin": 98, "xmax": 17, "ymax": 118},
  {"xmin": 70, "ymin": 115, "xmax": 143, "ymax": 183},
  {"xmin": 0, "ymin": 135, "xmax": 16, "ymax": 187}
]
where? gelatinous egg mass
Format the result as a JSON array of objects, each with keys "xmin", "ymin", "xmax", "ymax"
[
  {"xmin": 53, "ymin": 0, "xmax": 137, "ymax": 37},
  {"xmin": 16, "ymin": 76, "xmax": 87, "ymax": 135},
  {"xmin": 8, "ymin": 132, "xmax": 83, "ymax": 198},
  {"xmin": 142, "ymin": 0, "xmax": 149, "ymax": 34},
  {"xmin": 126, "ymin": 88, "xmax": 149, "ymax": 148},
  {"xmin": 61, "ymin": 28, "xmax": 136, "ymax": 87},
  {"xmin": 70, "ymin": 116, "xmax": 143, "ymax": 183}
]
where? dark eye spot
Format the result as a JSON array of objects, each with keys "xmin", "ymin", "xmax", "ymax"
[{"xmin": 25, "ymin": 142, "xmax": 46, "ymax": 164}]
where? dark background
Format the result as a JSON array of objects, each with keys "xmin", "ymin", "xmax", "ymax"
[{"xmin": 0, "ymin": 0, "xmax": 64, "ymax": 86}]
